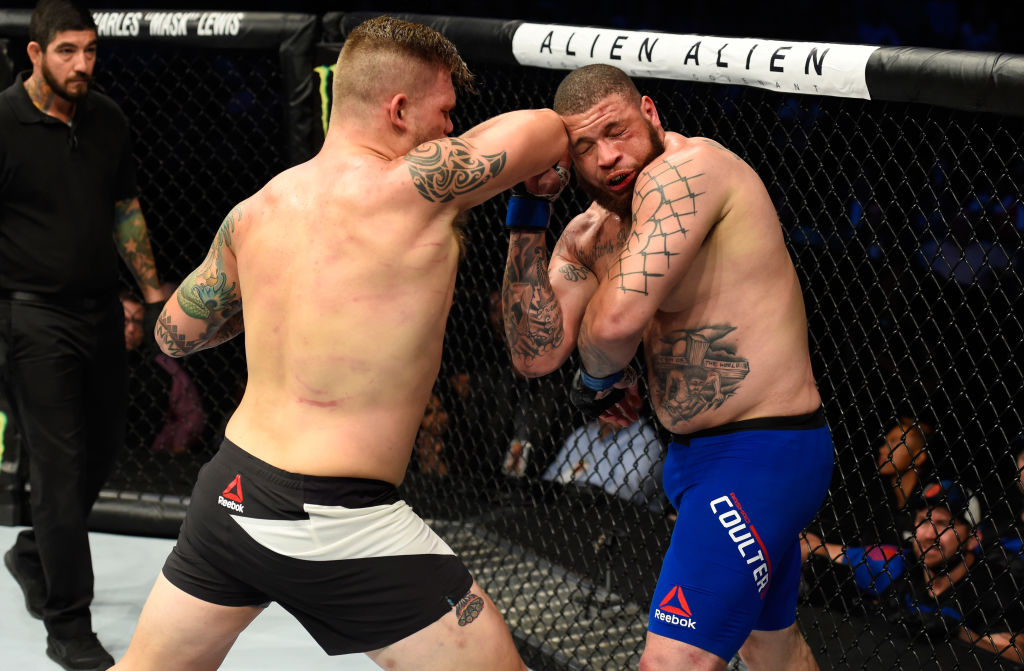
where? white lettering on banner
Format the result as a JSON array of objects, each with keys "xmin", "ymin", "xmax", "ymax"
[
  {"xmin": 93, "ymin": 12, "xmax": 142, "ymax": 38},
  {"xmin": 147, "ymin": 12, "xmax": 198, "ymax": 38},
  {"xmin": 102, "ymin": 12, "xmax": 248, "ymax": 38},
  {"xmin": 512, "ymin": 23, "xmax": 879, "ymax": 100},
  {"xmin": 198, "ymin": 13, "xmax": 244, "ymax": 37}
]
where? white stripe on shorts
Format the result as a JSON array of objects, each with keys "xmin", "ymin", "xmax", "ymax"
[{"xmin": 229, "ymin": 501, "xmax": 456, "ymax": 561}]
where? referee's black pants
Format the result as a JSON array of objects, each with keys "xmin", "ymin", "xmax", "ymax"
[{"xmin": 0, "ymin": 296, "xmax": 126, "ymax": 638}]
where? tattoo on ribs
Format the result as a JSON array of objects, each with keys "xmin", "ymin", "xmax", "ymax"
[
  {"xmin": 405, "ymin": 138, "xmax": 506, "ymax": 203},
  {"xmin": 648, "ymin": 325, "xmax": 750, "ymax": 423},
  {"xmin": 454, "ymin": 593, "xmax": 485, "ymax": 626},
  {"xmin": 609, "ymin": 158, "xmax": 705, "ymax": 295}
]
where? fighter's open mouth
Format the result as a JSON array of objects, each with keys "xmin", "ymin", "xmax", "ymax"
[{"xmin": 609, "ymin": 173, "xmax": 628, "ymax": 186}]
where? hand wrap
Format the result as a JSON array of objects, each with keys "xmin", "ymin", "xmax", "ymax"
[
  {"xmin": 505, "ymin": 165, "xmax": 571, "ymax": 231},
  {"xmin": 569, "ymin": 367, "xmax": 626, "ymax": 418}
]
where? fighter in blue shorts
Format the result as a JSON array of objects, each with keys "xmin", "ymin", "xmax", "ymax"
[
  {"xmin": 501, "ymin": 63, "xmax": 834, "ymax": 669},
  {"xmin": 650, "ymin": 411, "xmax": 833, "ymax": 661}
]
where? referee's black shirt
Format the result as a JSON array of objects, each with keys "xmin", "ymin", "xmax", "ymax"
[{"xmin": 0, "ymin": 71, "xmax": 137, "ymax": 297}]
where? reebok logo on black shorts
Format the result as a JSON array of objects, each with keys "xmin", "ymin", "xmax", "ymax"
[{"xmin": 218, "ymin": 473, "xmax": 245, "ymax": 513}]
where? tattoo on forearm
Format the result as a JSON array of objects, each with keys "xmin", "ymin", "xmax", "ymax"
[
  {"xmin": 114, "ymin": 198, "xmax": 160, "ymax": 292},
  {"xmin": 156, "ymin": 312, "xmax": 197, "ymax": 357},
  {"xmin": 577, "ymin": 320, "xmax": 620, "ymax": 378},
  {"xmin": 647, "ymin": 324, "xmax": 749, "ymax": 423},
  {"xmin": 405, "ymin": 138, "xmax": 506, "ymax": 203},
  {"xmin": 610, "ymin": 158, "xmax": 705, "ymax": 295},
  {"xmin": 503, "ymin": 234, "xmax": 564, "ymax": 362}
]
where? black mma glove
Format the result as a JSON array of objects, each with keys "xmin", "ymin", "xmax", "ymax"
[{"xmin": 569, "ymin": 366, "xmax": 626, "ymax": 419}]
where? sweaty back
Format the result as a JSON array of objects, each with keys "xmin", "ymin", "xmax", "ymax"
[{"xmin": 226, "ymin": 148, "xmax": 461, "ymax": 481}]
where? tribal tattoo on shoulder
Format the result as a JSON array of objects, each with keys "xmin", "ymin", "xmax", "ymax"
[
  {"xmin": 503, "ymin": 233, "xmax": 564, "ymax": 362},
  {"xmin": 609, "ymin": 158, "xmax": 705, "ymax": 295},
  {"xmin": 648, "ymin": 325, "xmax": 750, "ymax": 423},
  {"xmin": 405, "ymin": 138, "xmax": 506, "ymax": 203}
]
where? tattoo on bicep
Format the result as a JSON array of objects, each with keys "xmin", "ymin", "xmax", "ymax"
[
  {"xmin": 452, "ymin": 592, "xmax": 485, "ymax": 627},
  {"xmin": 647, "ymin": 324, "xmax": 750, "ymax": 423},
  {"xmin": 609, "ymin": 158, "xmax": 705, "ymax": 295},
  {"xmin": 558, "ymin": 263, "xmax": 590, "ymax": 282},
  {"xmin": 177, "ymin": 209, "xmax": 242, "ymax": 320},
  {"xmin": 503, "ymin": 235, "xmax": 564, "ymax": 360},
  {"xmin": 404, "ymin": 138, "xmax": 507, "ymax": 203}
]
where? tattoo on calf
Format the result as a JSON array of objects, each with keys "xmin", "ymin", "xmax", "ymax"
[
  {"xmin": 405, "ymin": 138, "xmax": 506, "ymax": 203},
  {"xmin": 610, "ymin": 158, "xmax": 705, "ymax": 295},
  {"xmin": 454, "ymin": 593, "xmax": 485, "ymax": 627}
]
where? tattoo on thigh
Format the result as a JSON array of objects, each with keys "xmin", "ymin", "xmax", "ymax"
[{"xmin": 454, "ymin": 593, "xmax": 484, "ymax": 626}]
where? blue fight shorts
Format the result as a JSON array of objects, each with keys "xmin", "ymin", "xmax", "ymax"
[{"xmin": 649, "ymin": 407, "xmax": 833, "ymax": 661}]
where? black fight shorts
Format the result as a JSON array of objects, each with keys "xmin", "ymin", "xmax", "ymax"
[{"xmin": 162, "ymin": 438, "xmax": 473, "ymax": 655}]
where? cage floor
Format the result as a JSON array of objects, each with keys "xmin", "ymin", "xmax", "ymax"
[
  {"xmin": 0, "ymin": 525, "xmax": 380, "ymax": 671},
  {"xmin": 4, "ymin": 521, "xmax": 1007, "ymax": 671}
]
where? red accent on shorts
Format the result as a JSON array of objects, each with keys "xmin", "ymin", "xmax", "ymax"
[
  {"xmin": 222, "ymin": 474, "xmax": 244, "ymax": 503},
  {"xmin": 658, "ymin": 585, "xmax": 693, "ymax": 617}
]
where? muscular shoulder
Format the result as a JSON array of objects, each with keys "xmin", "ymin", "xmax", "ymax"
[{"xmin": 648, "ymin": 134, "xmax": 746, "ymax": 179}]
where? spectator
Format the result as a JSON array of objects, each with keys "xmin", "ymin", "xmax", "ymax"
[
  {"xmin": 877, "ymin": 416, "xmax": 934, "ymax": 511},
  {"xmin": 542, "ymin": 385, "xmax": 665, "ymax": 511},
  {"xmin": 122, "ymin": 292, "xmax": 204, "ymax": 456},
  {"xmin": 891, "ymin": 480, "xmax": 1024, "ymax": 662},
  {"xmin": 801, "ymin": 531, "xmax": 908, "ymax": 604},
  {"xmin": 807, "ymin": 481, "xmax": 1024, "ymax": 664}
]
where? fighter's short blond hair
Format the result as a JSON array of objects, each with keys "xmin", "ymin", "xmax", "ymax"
[{"xmin": 332, "ymin": 16, "xmax": 474, "ymax": 116}]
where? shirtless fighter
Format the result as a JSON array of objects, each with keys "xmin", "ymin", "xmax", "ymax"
[
  {"xmin": 111, "ymin": 16, "xmax": 567, "ymax": 671},
  {"xmin": 501, "ymin": 64, "xmax": 833, "ymax": 670}
]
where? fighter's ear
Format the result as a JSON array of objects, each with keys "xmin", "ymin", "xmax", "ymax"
[
  {"xmin": 388, "ymin": 94, "xmax": 408, "ymax": 132},
  {"xmin": 640, "ymin": 95, "xmax": 662, "ymax": 131}
]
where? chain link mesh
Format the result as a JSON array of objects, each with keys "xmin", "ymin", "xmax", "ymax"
[{"xmin": 100, "ymin": 43, "xmax": 287, "ymax": 496}]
